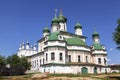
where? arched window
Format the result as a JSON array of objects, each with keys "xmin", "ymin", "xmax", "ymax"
[
  {"xmin": 59, "ymin": 53, "xmax": 63, "ymax": 61},
  {"xmin": 98, "ymin": 58, "xmax": 101, "ymax": 64},
  {"xmin": 51, "ymin": 52, "xmax": 55, "ymax": 60}
]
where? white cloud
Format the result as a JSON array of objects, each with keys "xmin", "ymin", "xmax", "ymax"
[
  {"xmin": 109, "ymin": 48, "xmax": 113, "ymax": 51},
  {"xmin": 107, "ymin": 58, "xmax": 111, "ymax": 61}
]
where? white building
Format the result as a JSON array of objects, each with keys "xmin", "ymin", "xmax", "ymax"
[
  {"xmin": 17, "ymin": 10, "xmax": 110, "ymax": 74},
  {"xmin": 17, "ymin": 41, "xmax": 37, "ymax": 57}
]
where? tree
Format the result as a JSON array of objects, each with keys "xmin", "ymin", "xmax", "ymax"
[
  {"xmin": 0, "ymin": 55, "xmax": 5, "ymax": 66},
  {"xmin": 6, "ymin": 54, "xmax": 31, "ymax": 75},
  {"xmin": 0, "ymin": 55, "xmax": 9, "ymax": 76},
  {"xmin": 113, "ymin": 19, "xmax": 120, "ymax": 50}
]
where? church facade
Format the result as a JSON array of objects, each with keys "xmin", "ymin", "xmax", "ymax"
[{"xmin": 17, "ymin": 10, "xmax": 110, "ymax": 74}]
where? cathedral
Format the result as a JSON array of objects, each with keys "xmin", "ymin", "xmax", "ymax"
[{"xmin": 17, "ymin": 10, "xmax": 110, "ymax": 74}]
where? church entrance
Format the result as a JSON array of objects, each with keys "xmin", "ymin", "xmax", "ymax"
[
  {"xmin": 94, "ymin": 67, "xmax": 97, "ymax": 74},
  {"xmin": 81, "ymin": 67, "xmax": 88, "ymax": 74}
]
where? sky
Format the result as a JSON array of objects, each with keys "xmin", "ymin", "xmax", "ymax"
[{"xmin": 0, "ymin": 0, "xmax": 119, "ymax": 64}]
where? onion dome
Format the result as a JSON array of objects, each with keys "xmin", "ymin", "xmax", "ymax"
[
  {"xmin": 43, "ymin": 27, "xmax": 50, "ymax": 33},
  {"xmin": 58, "ymin": 9, "xmax": 67, "ymax": 22},
  {"xmin": 52, "ymin": 9, "xmax": 59, "ymax": 24},
  {"xmin": 58, "ymin": 16, "xmax": 65, "ymax": 22},
  {"xmin": 52, "ymin": 16, "xmax": 59, "ymax": 24},
  {"xmin": 92, "ymin": 31, "xmax": 99, "ymax": 37},
  {"xmin": 75, "ymin": 22, "xmax": 82, "ymax": 29},
  {"xmin": 26, "ymin": 41, "xmax": 30, "ymax": 45}
]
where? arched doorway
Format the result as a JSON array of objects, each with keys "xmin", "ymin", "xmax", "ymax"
[
  {"xmin": 81, "ymin": 67, "xmax": 88, "ymax": 74},
  {"xmin": 94, "ymin": 67, "xmax": 97, "ymax": 74}
]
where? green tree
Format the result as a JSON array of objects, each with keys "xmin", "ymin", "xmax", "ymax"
[
  {"xmin": 0, "ymin": 55, "xmax": 5, "ymax": 66},
  {"xmin": 113, "ymin": 19, "xmax": 120, "ymax": 50},
  {"xmin": 6, "ymin": 54, "xmax": 31, "ymax": 75}
]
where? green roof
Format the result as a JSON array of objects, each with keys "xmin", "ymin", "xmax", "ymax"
[
  {"xmin": 58, "ymin": 16, "xmax": 65, "ymax": 22},
  {"xmin": 58, "ymin": 12, "xmax": 67, "ymax": 22},
  {"xmin": 43, "ymin": 27, "xmax": 50, "ymax": 33},
  {"xmin": 92, "ymin": 31, "xmax": 99, "ymax": 37},
  {"xmin": 52, "ymin": 16, "xmax": 59, "ymax": 23},
  {"xmin": 75, "ymin": 22, "xmax": 82, "ymax": 29},
  {"xmin": 48, "ymin": 32, "xmax": 59, "ymax": 41},
  {"xmin": 93, "ymin": 43, "xmax": 103, "ymax": 50},
  {"xmin": 65, "ymin": 37, "xmax": 86, "ymax": 46}
]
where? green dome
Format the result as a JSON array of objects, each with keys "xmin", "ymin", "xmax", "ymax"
[
  {"xmin": 92, "ymin": 31, "xmax": 99, "ymax": 37},
  {"xmin": 58, "ymin": 10, "xmax": 67, "ymax": 22},
  {"xmin": 65, "ymin": 37, "xmax": 86, "ymax": 46},
  {"xmin": 52, "ymin": 16, "xmax": 59, "ymax": 23},
  {"xmin": 58, "ymin": 16, "xmax": 65, "ymax": 22},
  {"xmin": 75, "ymin": 22, "xmax": 82, "ymax": 29},
  {"xmin": 43, "ymin": 27, "xmax": 50, "ymax": 33},
  {"xmin": 93, "ymin": 43, "xmax": 103, "ymax": 50}
]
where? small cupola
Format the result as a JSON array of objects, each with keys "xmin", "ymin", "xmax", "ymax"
[
  {"xmin": 75, "ymin": 22, "xmax": 82, "ymax": 35},
  {"xmin": 26, "ymin": 41, "xmax": 30, "ymax": 49},
  {"xmin": 51, "ymin": 16, "xmax": 59, "ymax": 24},
  {"xmin": 75, "ymin": 22, "xmax": 82, "ymax": 29},
  {"xmin": 51, "ymin": 9, "xmax": 60, "ymax": 32},
  {"xmin": 92, "ymin": 31, "xmax": 99, "ymax": 38},
  {"xmin": 92, "ymin": 30, "xmax": 100, "ymax": 43},
  {"xmin": 58, "ymin": 9, "xmax": 67, "ymax": 31},
  {"xmin": 43, "ymin": 27, "xmax": 50, "ymax": 37},
  {"xmin": 58, "ymin": 9, "xmax": 67, "ymax": 22}
]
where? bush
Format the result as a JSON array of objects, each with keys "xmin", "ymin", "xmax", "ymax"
[
  {"xmin": 0, "ymin": 65, "xmax": 9, "ymax": 76},
  {"xmin": 9, "ymin": 65, "xmax": 26, "ymax": 76}
]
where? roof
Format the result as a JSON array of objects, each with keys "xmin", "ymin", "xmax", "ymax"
[
  {"xmin": 51, "ymin": 16, "xmax": 59, "ymax": 23},
  {"xmin": 93, "ymin": 43, "xmax": 103, "ymax": 50},
  {"xmin": 58, "ymin": 16, "xmax": 65, "ymax": 22},
  {"xmin": 43, "ymin": 27, "xmax": 50, "ymax": 33},
  {"xmin": 65, "ymin": 37, "xmax": 86, "ymax": 46},
  {"xmin": 92, "ymin": 31, "xmax": 99, "ymax": 37},
  {"xmin": 48, "ymin": 32, "xmax": 59, "ymax": 41},
  {"xmin": 58, "ymin": 10, "xmax": 67, "ymax": 22},
  {"xmin": 75, "ymin": 22, "xmax": 82, "ymax": 29}
]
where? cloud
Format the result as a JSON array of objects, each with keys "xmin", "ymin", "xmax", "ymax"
[
  {"xmin": 109, "ymin": 48, "xmax": 113, "ymax": 51},
  {"xmin": 107, "ymin": 58, "xmax": 111, "ymax": 61}
]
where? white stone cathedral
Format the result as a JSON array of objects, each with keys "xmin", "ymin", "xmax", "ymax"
[{"xmin": 17, "ymin": 10, "xmax": 110, "ymax": 74}]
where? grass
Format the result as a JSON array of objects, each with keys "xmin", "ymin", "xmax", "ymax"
[
  {"xmin": 0, "ymin": 73, "xmax": 120, "ymax": 80},
  {"xmin": 49, "ymin": 73, "xmax": 91, "ymax": 77}
]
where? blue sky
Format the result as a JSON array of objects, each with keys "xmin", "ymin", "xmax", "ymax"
[{"xmin": 0, "ymin": 0, "xmax": 119, "ymax": 64}]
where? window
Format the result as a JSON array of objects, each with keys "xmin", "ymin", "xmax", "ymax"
[
  {"xmin": 35, "ymin": 60, "xmax": 36, "ymax": 67},
  {"xmin": 46, "ymin": 53, "xmax": 48, "ymax": 61},
  {"xmin": 68, "ymin": 55, "xmax": 71, "ymax": 62},
  {"xmin": 59, "ymin": 35, "xmax": 62, "ymax": 40},
  {"xmin": 40, "ymin": 59, "xmax": 41, "ymax": 66},
  {"xmin": 98, "ymin": 58, "xmax": 101, "ymax": 64},
  {"xmin": 104, "ymin": 58, "xmax": 106, "ymax": 65},
  {"xmin": 78, "ymin": 55, "xmax": 81, "ymax": 62},
  {"xmin": 43, "ymin": 58, "xmax": 44, "ymax": 64},
  {"xmin": 51, "ymin": 53, "xmax": 55, "ymax": 60},
  {"xmin": 59, "ymin": 53, "xmax": 63, "ymax": 61},
  {"xmin": 86, "ymin": 56, "xmax": 88, "ymax": 63}
]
